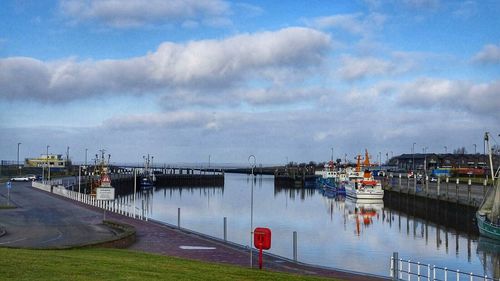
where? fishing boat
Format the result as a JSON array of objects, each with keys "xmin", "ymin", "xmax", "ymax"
[
  {"xmin": 89, "ymin": 150, "xmax": 113, "ymax": 195},
  {"xmin": 315, "ymin": 161, "xmax": 345, "ymax": 193},
  {"xmin": 476, "ymin": 132, "xmax": 500, "ymax": 240},
  {"xmin": 140, "ymin": 154, "xmax": 156, "ymax": 189},
  {"xmin": 344, "ymin": 150, "xmax": 384, "ymax": 200}
]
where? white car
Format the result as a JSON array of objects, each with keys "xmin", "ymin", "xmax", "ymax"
[
  {"xmin": 10, "ymin": 176, "xmax": 30, "ymax": 182},
  {"xmin": 10, "ymin": 175, "xmax": 37, "ymax": 182}
]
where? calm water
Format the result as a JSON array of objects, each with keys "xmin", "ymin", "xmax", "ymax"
[{"xmin": 136, "ymin": 173, "xmax": 499, "ymax": 278}]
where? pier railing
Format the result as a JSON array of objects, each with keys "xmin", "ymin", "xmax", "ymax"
[
  {"xmin": 32, "ymin": 181, "xmax": 152, "ymax": 220},
  {"xmin": 390, "ymin": 252, "xmax": 498, "ymax": 281}
]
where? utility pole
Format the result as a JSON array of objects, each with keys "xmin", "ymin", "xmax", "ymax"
[{"xmin": 17, "ymin": 142, "xmax": 22, "ymax": 175}]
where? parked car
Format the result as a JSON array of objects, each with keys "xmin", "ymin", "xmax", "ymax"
[
  {"xmin": 10, "ymin": 176, "xmax": 30, "ymax": 182},
  {"xmin": 10, "ymin": 175, "xmax": 37, "ymax": 182}
]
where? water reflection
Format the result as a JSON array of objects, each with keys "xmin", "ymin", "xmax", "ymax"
[
  {"xmin": 274, "ymin": 182, "xmax": 317, "ymax": 200},
  {"xmin": 120, "ymin": 173, "xmax": 499, "ymax": 278},
  {"xmin": 344, "ymin": 199, "xmax": 383, "ymax": 236},
  {"xmin": 477, "ymin": 237, "xmax": 500, "ymax": 278}
]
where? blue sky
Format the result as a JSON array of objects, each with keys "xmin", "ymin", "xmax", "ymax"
[{"xmin": 1, "ymin": 0, "xmax": 499, "ymax": 165}]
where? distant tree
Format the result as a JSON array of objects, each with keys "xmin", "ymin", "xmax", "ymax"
[
  {"xmin": 492, "ymin": 144, "xmax": 500, "ymax": 155},
  {"xmin": 453, "ymin": 147, "xmax": 467, "ymax": 154}
]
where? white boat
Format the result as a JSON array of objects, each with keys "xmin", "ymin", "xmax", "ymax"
[{"xmin": 344, "ymin": 150, "xmax": 384, "ymax": 200}]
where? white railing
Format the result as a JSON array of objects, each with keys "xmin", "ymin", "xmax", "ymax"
[
  {"xmin": 390, "ymin": 252, "xmax": 498, "ymax": 281},
  {"xmin": 31, "ymin": 181, "xmax": 150, "ymax": 221}
]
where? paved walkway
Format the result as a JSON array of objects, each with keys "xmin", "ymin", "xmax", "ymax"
[
  {"xmin": 0, "ymin": 182, "xmax": 116, "ymax": 248},
  {"xmin": 1, "ymin": 182, "xmax": 387, "ymax": 280}
]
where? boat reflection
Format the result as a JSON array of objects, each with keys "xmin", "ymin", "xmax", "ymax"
[
  {"xmin": 345, "ymin": 198, "xmax": 383, "ymax": 236},
  {"xmin": 476, "ymin": 237, "xmax": 500, "ymax": 279}
]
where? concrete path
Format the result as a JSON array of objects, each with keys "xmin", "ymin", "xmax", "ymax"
[
  {"xmin": 1, "ymin": 182, "xmax": 387, "ymax": 280},
  {"xmin": 0, "ymin": 181, "xmax": 116, "ymax": 248}
]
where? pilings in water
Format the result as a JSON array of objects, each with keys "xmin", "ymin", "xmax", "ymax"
[
  {"xmin": 382, "ymin": 174, "xmax": 490, "ymax": 208},
  {"xmin": 73, "ymin": 168, "xmax": 224, "ymax": 196},
  {"xmin": 274, "ymin": 166, "xmax": 317, "ymax": 188}
]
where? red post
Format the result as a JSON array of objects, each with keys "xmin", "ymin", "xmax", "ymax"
[
  {"xmin": 254, "ymin": 227, "xmax": 271, "ymax": 270},
  {"xmin": 259, "ymin": 247, "xmax": 263, "ymax": 269}
]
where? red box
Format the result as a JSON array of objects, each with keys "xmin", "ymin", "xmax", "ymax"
[{"xmin": 254, "ymin": 227, "xmax": 271, "ymax": 250}]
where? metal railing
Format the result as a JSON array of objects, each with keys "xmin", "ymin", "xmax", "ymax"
[{"xmin": 390, "ymin": 252, "xmax": 498, "ymax": 281}]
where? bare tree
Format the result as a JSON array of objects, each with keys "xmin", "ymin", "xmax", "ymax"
[{"xmin": 453, "ymin": 147, "xmax": 467, "ymax": 154}]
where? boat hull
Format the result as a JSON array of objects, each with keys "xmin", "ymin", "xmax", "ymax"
[
  {"xmin": 476, "ymin": 212, "xmax": 500, "ymax": 240},
  {"xmin": 345, "ymin": 186, "xmax": 384, "ymax": 200}
]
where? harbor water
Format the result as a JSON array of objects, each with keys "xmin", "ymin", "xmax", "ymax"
[{"xmin": 137, "ymin": 173, "xmax": 499, "ymax": 278}]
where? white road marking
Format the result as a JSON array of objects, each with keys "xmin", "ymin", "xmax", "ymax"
[
  {"xmin": 179, "ymin": 246, "xmax": 216, "ymax": 250},
  {"xmin": 0, "ymin": 237, "xmax": 27, "ymax": 245},
  {"xmin": 40, "ymin": 230, "xmax": 63, "ymax": 244}
]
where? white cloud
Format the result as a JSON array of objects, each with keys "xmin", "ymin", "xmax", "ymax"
[
  {"xmin": 336, "ymin": 54, "xmax": 415, "ymax": 81},
  {"xmin": 397, "ymin": 78, "xmax": 500, "ymax": 118},
  {"xmin": 103, "ymin": 111, "xmax": 215, "ymax": 130},
  {"xmin": 452, "ymin": 1, "xmax": 478, "ymax": 19},
  {"xmin": 0, "ymin": 27, "xmax": 331, "ymax": 104},
  {"xmin": 402, "ymin": 0, "xmax": 440, "ymax": 10},
  {"xmin": 472, "ymin": 44, "xmax": 500, "ymax": 64},
  {"xmin": 337, "ymin": 56, "xmax": 394, "ymax": 80},
  {"xmin": 306, "ymin": 12, "xmax": 386, "ymax": 36},
  {"xmin": 59, "ymin": 0, "xmax": 231, "ymax": 28}
]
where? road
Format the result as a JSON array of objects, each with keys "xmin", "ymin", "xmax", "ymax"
[{"xmin": 0, "ymin": 181, "xmax": 116, "ymax": 248}]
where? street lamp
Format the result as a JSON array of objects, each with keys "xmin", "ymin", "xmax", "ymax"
[
  {"xmin": 17, "ymin": 142, "xmax": 22, "ymax": 175},
  {"xmin": 85, "ymin": 148, "xmax": 88, "ymax": 166},
  {"xmin": 444, "ymin": 146, "xmax": 447, "ymax": 154},
  {"xmin": 78, "ymin": 165, "xmax": 86, "ymax": 200},
  {"xmin": 46, "ymin": 145, "xmax": 50, "ymax": 183},
  {"xmin": 473, "ymin": 144, "xmax": 477, "ymax": 154},
  {"xmin": 412, "ymin": 142, "xmax": 416, "ymax": 172},
  {"xmin": 248, "ymin": 154, "xmax": 256, "ymax": 268},
  {"xmin": 331, "ymin": 147, "xmax": 334, "ymax": 162},
  {"xmin": 423, "ymin": 147, "xmax": 428, "ymax": 174}
]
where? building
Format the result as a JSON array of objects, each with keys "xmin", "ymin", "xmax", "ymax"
[
  {"xmin": 26, "ymin": 154, "xmax": 66, "ymax": 169},
  {"xmin": 389, "ymin": 153, "xmax": 499, "ymax": 174}
]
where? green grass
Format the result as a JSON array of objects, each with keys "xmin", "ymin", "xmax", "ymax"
[{"xmin": 0, "ymin": 248, "xmax": 335, "ymax": 281}]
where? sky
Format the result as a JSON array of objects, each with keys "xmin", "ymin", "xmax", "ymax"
[{"xmin": 1, "ymin": 0, "xmax": 499, "ymax": 166}]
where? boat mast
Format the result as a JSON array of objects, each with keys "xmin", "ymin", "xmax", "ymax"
[{"xmin": 485, "ymin": 132, "xmax": 495, "ymax": 182}]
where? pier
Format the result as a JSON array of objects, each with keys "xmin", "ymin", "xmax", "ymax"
[{"xmin": 381, "ymin": 174, "xmax": 492, "ymax": 208}]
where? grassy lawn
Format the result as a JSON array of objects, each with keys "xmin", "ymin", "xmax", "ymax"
[{"xmin": 0, "ymin": 248, "xmax": 334, "ymax": 281}]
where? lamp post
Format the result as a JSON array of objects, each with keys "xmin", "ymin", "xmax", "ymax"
[
  {"xmin": 78, "ymin": 165, "xmax": 86, "ymax": 200},
  {"xmin": 248, "ymin": 154, "xmax": 256, "ymax": 268},
  {"xmin": 473, "ymin": 144, "xmax": 477, "ymax": 154},
  {"xmin": 412, "ymin": 142, "xmax": 416, "ymax": 172},
  {"xmin": 46, "ymin": 145, "xmax": 51, "ymax": 182},
  {"xmin": 444, "ymin": 146, "xmax": 447, "ymax": 154},
  {"xmin": 331, "ymin": 147, "xmax": 334, "ymax": 162},
  {"xmin": 423, "ymin": 147, "xmax": 428, "ymax": 175},
  {"xmin": 85, "ymin": 148, "xmax": 88, "ymax": 166},
  {"xmin": 17, "ymin": 142, "xmax": 22, "ymax": 175}
]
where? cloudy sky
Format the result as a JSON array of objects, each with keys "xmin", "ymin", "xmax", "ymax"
[{"xmin": 1, "ymin": 0, "xmax": 499, "ymax": 165}]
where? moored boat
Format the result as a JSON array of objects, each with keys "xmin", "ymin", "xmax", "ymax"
[
  {"xmin": 344, "ymin": 150, "xmax": 384, "ymax": 200},
  {"xmin": 476, "ymin": 132, "xmax": 500, "ymax": 240},
  {"xmin": 140, "ymin": 154, "xmax": 156, "ymax": 189}
]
